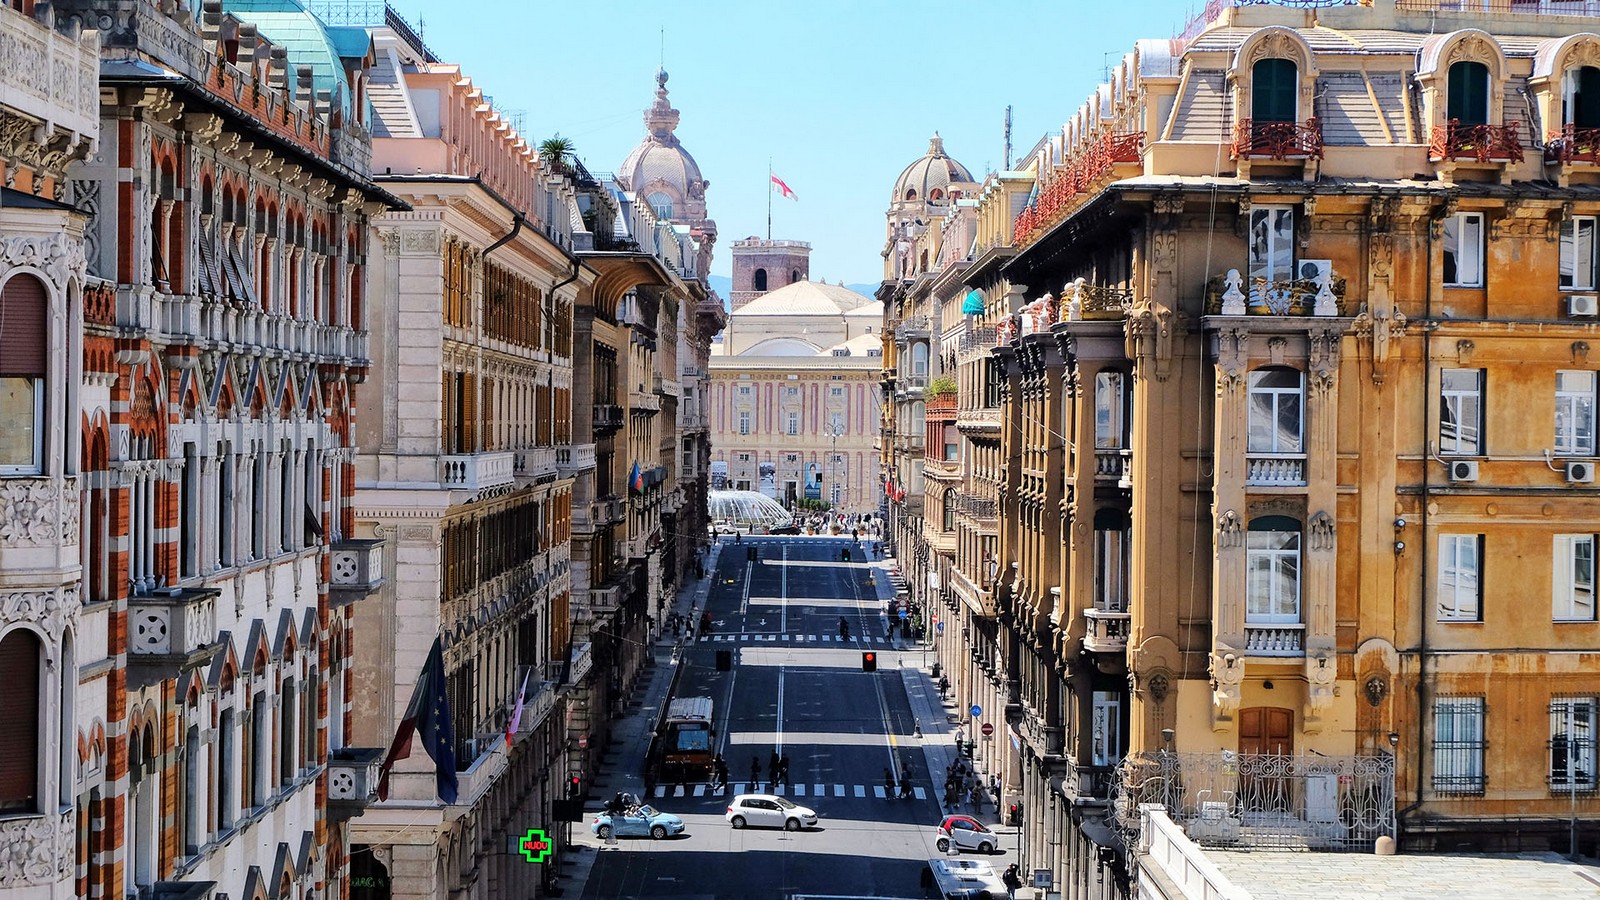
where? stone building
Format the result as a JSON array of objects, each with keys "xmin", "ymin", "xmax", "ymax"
[
  {"xmin": 346, "ymin": 13, "xmax": 582, "ymax": 900},
  {"xmin": 711, "ymin": 242, "xmax": 883, "ymax": 516},
  {"xmin": 936, "ymin": 1, "xmax": 1600, "ymax": 896},
  {"xmin": 39, "ymin": 0, "xmax": 393, "ymax": 897}
]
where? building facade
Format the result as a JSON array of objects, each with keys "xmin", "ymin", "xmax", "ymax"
[
  {"xmin": 918, "ymin": 2, "xmax": 1600, "ymax": 897},
  {"xmin": 346, "ymin": 15, "xmax": 582, "ymax": 900}
]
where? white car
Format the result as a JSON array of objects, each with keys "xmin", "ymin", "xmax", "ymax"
[
  {"xmin": 922, "ymin": 857, "xmax": 1008, "ymax": 900},
  {"xmin": 725, "ymin": 793, "xmax": 819, "ymax": 831}
]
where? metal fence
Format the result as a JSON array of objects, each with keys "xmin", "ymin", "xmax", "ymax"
[{"xmin": 1111, "ymin": 750, "xmax": 1396, "ymax": 851}]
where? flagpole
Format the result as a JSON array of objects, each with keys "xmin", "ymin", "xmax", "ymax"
[{"xmin": 767, "ymin": 159, "xmax": 773, "ymax": 241}]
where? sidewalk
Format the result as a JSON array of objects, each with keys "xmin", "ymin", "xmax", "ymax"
[{"xmin": 554, "ymin": 542, "xmax": 721, "ymax": 897}]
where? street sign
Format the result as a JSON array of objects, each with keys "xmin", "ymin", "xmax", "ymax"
[
  {"xmin": 578, "ymin": 734, "xmax": 589, "ymax": 750},
  {"xmin": 898, "ymin": 608, "xmax": 909, "ymax": 620},
  {"xmin": 937, "ymin": 621, "xmax": 945, "ymax": 632},
  {"xmin": 981, "ymin": 723, "xmax": 995, "ymax": 736},
  {"xmin": 970, "ymin": 704, "xmax": 983, "ymax": 717},
  {"xmin": 518, "ymin": 828, "xmax": 553, "ymax": 864},
  {"xmin": 930, "ymin": 613, "xmax": 939, "ymax": 625}
]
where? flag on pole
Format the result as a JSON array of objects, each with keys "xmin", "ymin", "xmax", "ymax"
[
  {"xmin": 770, "ymin": 173, "xmax": 798, "ymax": 201},
  {"xmin": 377, "ymin": 636, "xmax": 459, "ymax": 804},
  {"xmin": 631, "ymin": 461, "xmax": 644, "ymax": 494},
  {"xmin": 505, "ymin": 668, "xmax": 532, "ymax": 749}
]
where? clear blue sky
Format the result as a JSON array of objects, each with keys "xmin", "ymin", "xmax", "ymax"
[{"xmin": 378, "ymin": 0, "xmax": 1210, "ymax": 286}]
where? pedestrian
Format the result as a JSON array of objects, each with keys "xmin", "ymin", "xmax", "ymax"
[
  {"xmin": 768, "ymin": 752, "xmax": 780, "ymax": 786},
  {"xmin": 839, "ymin": 617, "xmax": 851, "ymax": 641},
  {"xmin": 750, "ymin": 755, "xmax": 761, "ymax": 789},
  {"xmin": 899, "ymin": 774, "xmax": 913, "ymax": 800},
  {"xmin": 969, "ymin": 781, "xmax": 985, "ymax": 812},
  {"xmin": 779, "ymin": 753, "xmax": 791, "ymax": 786},
  {"xmin": 1002, "ymin": 863, "xmax": 1023, "ymax": 900},
  {"xmin": 883, "ymin": 768, "xmax": 895, "ymax": 798},
  {"xmin": 700, "ymin": 610, "xmax": 712, "ymax": 636},
  {"xmin": 716, "ymin": 756, "xmax": 729, "ymax": 790}
]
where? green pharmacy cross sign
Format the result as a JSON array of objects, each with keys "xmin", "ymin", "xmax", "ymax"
[{"xmin": 519, "ymin": 828, "xmax": 553, "ymax": 864}]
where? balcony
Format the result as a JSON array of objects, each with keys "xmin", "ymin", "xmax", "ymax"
[
  {"xmin": 1083, "ymin": 607, "xmax": 1131, "ymax": 653},
  {"xmin": 128, "ymin": 587, "xmax": 222, "ymax": 690},
  {"xmin": 560, "ymin": 443, "xmax": 597, "ymax": 477},
  {"xmin": 1245, "ymin": 455, "xmax": 1306, "ymax": 487},
  {"xmin": 1244, "ymin": 622, "xmax": 1305, "ymax": 657},
  {"xmin": 589, "ymin": 581, "xmax": 624, "ymax": 614},
  {"xmin": 326, "ymin": 747, "xmax": 384, "ymax": 823},
  {"xmin": 1547, "ymin": 124, "xmax": 1600, "ymax": 167},
  {"xmin": 440, "ymin": 451, "xmax": 516, "ymax": 493},
  {"xmin": 1093, "ymin": 449, "xmax": 1132, "ymax": 485},
  {"xmin": 956, "ymin": 407, "xmax": 1001, "ymax": 435},
  {"xmin": 1205, "ymin": 271, "xmax": 1346, "ymax": 317},
  {"xmin": 593, "ymin": 404, "xmax": 623, "ymax": 434},
  {"xmin": 1064, "ymin": 762, "xmax": 1115, "ymax": 802},
  {"xmin": 567, "ymin": 641, "xmax": 594, "ymax": 686},
  {"xmin": 328, "ymin": 538, "xmax": 385, "ymax": 608},
  {"xmin": 0, "ymin": 3, "xmax": 99, "ymax": 161},
  {"xmin": 896, "ymin": 315, "xmax": 930, "ymax": 340},
  {"xmin": 1014, "ymin": 131, "xmax": 1144, "ymax": 247},
  {"xmin": 1231, "ymin": 118, "xmax": 1324, "ymax": 162},
  {"xmin": 629, "ymin": 389, "xmax": 661, "ymax": 413},
  {"xmin": 1429, "ymin": 120, "xmax": 1524, "ymax": 164},
  {"xmin": 592, "ymin": 496, "xmax": 625, "ymax": 526}
]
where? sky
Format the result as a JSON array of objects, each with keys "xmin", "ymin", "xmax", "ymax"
[{"xmin": 357, "ymin": 0, "xmax": 1215, "ymax": 287}]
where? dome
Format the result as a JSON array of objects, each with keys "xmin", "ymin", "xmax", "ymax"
[
  {"xmin": 732, "ymin": 281, "xmax": 875, "ymax": 317},
  {"xmin": 891, "ymin": 133, "xmax": 974, "ymax": 205},
  {"xmin": 224, "ymin": 0, "xmax": 367, "ymax": 116},
  {"xmin": 618, "ymin": 69, "xmax": 708, "ymax": 204}
]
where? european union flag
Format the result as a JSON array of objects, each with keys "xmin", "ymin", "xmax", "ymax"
[{"xmin": 377, "ymin": 636, "xmax": 458, "ymax": 804}]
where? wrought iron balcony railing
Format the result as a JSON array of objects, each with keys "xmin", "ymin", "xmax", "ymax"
[
  {"xmin": 1015, "ymin": 131, "xmax": 1145, "ymax": 246},
  {"xmin": 1547, "ymin": 124, "xmax": 1600, "ymax": 165},
  {"xmin": 1429, "ymin": 120, "xmax": 1525, "ymax": 164},
  {"xmin": 1231, "ymin": 118, "xmax": 1324, "ymax": 161}
]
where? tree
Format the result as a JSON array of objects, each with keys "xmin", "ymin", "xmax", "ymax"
[{"xmin": 539, "ymin": 136, "xmax": 575, "ymax": 174}]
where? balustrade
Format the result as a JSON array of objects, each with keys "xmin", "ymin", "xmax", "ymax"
[
  {"xmin": 1083, "ymin": 607, "xmax": 1131, "ymax": 652},
  {"xmin": 1245, "ymin": 455, "xmax": 1306, "ymax": 486},
  {"xmin": 440, "ymin": 451, "xmax": 516, "ymax": 491},
  {"xmin": 1244, "ymin": 622, "xmax": 1305, "ymax": 656}
]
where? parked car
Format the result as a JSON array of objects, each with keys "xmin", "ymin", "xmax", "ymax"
[
  {"xmin": 590, "ymin": 804, "xmax": 685, "ymax": 840},
  {"xmin": 922, "ymin": 857, "xmax": 1007, "ymax": 900},
  {"xmin": 725, "ymin": 793, "xmax": 818, "ymax": 831},
  {"xmin": 767, "ymin": 523, "xmax": 802, "ymax": 535},
  {"xmin": 935, "ymin": 814, "xmax": 998, "ymax": 854}
]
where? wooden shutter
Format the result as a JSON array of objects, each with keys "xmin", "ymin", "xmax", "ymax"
[
  {"xmin": 0, "ymin": 274, "xmax": 47, "ymax": 377},
  {"xmin": 441, "ymin": 371, "xmax": 454, "ymax": 453},
  {"xmin": 0, "ymin": 632, "xmax": 40, "ymax": 811},
  {"xmin": 196, "ymin": 230, "xmax": 218, "ymax": 295},
  {"xmin": 461, "ymin": 373, "xmax": 476, "ymax": 453}
]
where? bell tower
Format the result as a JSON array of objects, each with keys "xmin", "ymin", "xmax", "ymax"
[{"xmin": 729, "ymin": 238, "xmax": 812, "ymax": 311}]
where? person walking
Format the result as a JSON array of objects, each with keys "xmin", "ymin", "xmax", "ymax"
[
  {"xmin": 839, "ymin": 617, "xmax": 851, "ymax": 641},
  {"xmin": 750, "ymin": 755, "xmax": 761, "ymax": 790},
  {"xmin": 899, "ymin": 774, "xmax": 913, "ymax": 800},
  {"xmin": 714, "ymin": 755, "xmax": 729, "ymax": 789},
  {"xmin": 778, "ymin": 753, "xmax": 791, "ymax": 787},
  {"xmin": 883, "ymin": 768, "xmax": 895, "ymax": 799},
  {"xmin": 1002, "ymin": 863, "xmax": 1023, "ymax": 900},
  {"xmin": 768, "ymin": 752, "xmax": 781, "ymax": 787}
]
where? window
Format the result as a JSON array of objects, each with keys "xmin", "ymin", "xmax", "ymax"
[
  {"xmin": 0, "ymin": 630, "xmax": 40, "ymax": 811},
  {"xmin": 1095, "ymin": 371, "xmax": 1128, "ymax": 450},
  {"xmin": 1248, "ymin": 206, "xmax": 1295, "ymax": 282},
  {"xmin": 942, "ymin": 424, "xmax": 958, "ymax": 461},
  {"xmin": 1554, "ymin": 534, "xmax": 1597, "ymax": 622},
  {"xmin": 753, "ymin": 269, "xmax": 767, "ymax": 292},
  {"xmin": 791, "ymin": 269, "xmax": 800, "ymax": 284},
  {"xmin": 1442, "ymin": 213, "xmax": 1485, "ymax": 288},
  {"xmin": 1246, "ymin": 516, "xmax": 1301, "ymax": 624},
  {"xmin": 0, "ymin": 275, "xmax": 47, "ymax": 474},
  {"xmin": 1247, "ymin": 368, "xmax": 1303, "ymax": 454},
  {"xmin": 1561, "ymin": 217, "xmax": 1597, "ymax": 291},
  {"xmin": 1447, "ymin": 60, "xmax": 1490, "ymax": 126},
  {"xmin": 1093, "ymin": 509, "xmax": 1129, "ymax": 613},
  {"xmin": 1252, "ymin": 58, "xmax": 1297, "ymax": 123},
  {"xmin": 1433, "ymin": 697, "xmax": 1485, "ymax": 793},
  {"xmin": 1091, "ymin": 691, "xmax": 1124, "ymax": 767},
  {"xmin": 1439, "ymin": 368, "xmax": 1484, "ymax": 455},
  {"xmin": 786, "ymin": 412, "xmax": 799, "ymax": 436},
  {"xmin": 911, "ymin": 343, "xmax": 929, "ymax": 377},
  {"xmin": 739, "ymin": 411, "xmax": 751, "ymax": 435},
  {"xmin": 1558, "ymin": 370, "xmax": 1599, "ymax": 456},
  {"xmin": 184, "ymin": 724, "xmax": 203, "ymax": 853},
  {"xmin": 1551, "ymin": 698, "xmax": 1597, "ymax": 792},
  {"xmin": 647, "ymin": 191, "xmax": 673, "ymax": 219},
  {"xmin": 1564, "ymin": 66, "xmax": 1600, "ymax": 130},
  {"xmin": 217, "ymin": 708, "xmax": 235, "ymax": 828},
  {"xmin": 943, "ymin": 489, "xmax": 956, "ymax": 532},
  {"xmin": 1438, "ymin": 534, "xmax": 1483, "ymax": 622},
  {"xmin": 830, "ymin": 413, "xmax": 845, "ymax": 434}
]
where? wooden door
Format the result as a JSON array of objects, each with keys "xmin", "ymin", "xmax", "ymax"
[{"xmin": 1239, "ymin": 707, "xmax": 1294, "ymax": 814}]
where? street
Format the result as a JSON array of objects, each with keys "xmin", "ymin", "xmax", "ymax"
[{"xmin": 573, "ymin": 536, "xmax": 1019, "ymax": 899}]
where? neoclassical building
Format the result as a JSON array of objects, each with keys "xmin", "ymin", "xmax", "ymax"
[{"xmin": 710, "ymin": 242, "xmax": 883, "ymax": 516}]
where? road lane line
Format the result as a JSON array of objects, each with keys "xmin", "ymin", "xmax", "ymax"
[
  {"xmin": 781, "ymin": 544, "xmax": 789, "ymax": 634},
  {"xmin": 775, "ymin": 666, "xmax": 786, "ymax": 755},
  {"xmin": 795, "ymin": 784, "xmax": 805, "ymax": 796}
]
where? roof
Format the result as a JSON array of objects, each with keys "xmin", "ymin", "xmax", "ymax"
[
  {"xmin": 733, "ymin": 281, "xmax": 876, "ymax": 317},
  {"xmin": 844, "ymin": 301, "xmax": 886, "ymax": 318},
  {"xmin": 222, "ymin": 0, "xmax": 360, "ymax": 115},
  {"xmin": 825, "ymin": 333, "xmax": 883, "ymax": 357},
  {"xmin": 1206, "ymin": 850, "xmax": 1600, "ymax": 900},
  {"xmin": 892, "ymin": 133, "xmax": 975, "ymax": 204}
]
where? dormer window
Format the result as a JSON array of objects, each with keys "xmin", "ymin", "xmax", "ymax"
[
  {"xmin": 1564, "ymin": 66, "xmax": 1600, "ymax": 129},
  {"xmin": 1448, "ymin": 61, "xmax": 1490, "ymax": 126},
  {"xmin": 1252, "ymin": 58, "xmax": 1297, "ymax": 123},
  {"xmin": 905, "ymin": 189, "xmax": 917, "ymax": 201}
]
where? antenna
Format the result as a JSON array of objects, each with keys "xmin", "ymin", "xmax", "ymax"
[
  {"xmin": 1003, "ymin": 105, "xmax": 1013, "ymax": 171},
  {"xmin": 660, "ymin": 28, "xmax": 665, "ymax": 69}
]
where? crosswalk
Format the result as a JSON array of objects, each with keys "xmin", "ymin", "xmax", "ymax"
[
  {"xmin": 702, "ymin": 633, "xmax": 901, "ymax": 645},
  {"xmin": 650, "ymin": 782, "xmax": 929, "ymax": 801}
]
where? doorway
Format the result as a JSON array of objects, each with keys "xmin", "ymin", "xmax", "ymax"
[{"xmin": 1239, "ymin": 707, "xmax": 1293, "ymax": 815}]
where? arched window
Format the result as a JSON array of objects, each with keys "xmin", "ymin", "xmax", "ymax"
[
  {"xmin": 647, "ymin": 192, "xmax": 673, "ymax": 219},
  {"xmin": 753, "ymin": 268, "xmax": 767, "ymax": 292},
  {"xmin": 1448, "ymin": 60, "xmax": 1490, "ymax": 126},
  {"xmin": 1252, "ymin": 58, "xmax": 1298, "ymax": 123},
  {"xmin": 216, "ymin": 707, "xmax": 235, "ymax": 828},
  {"xmin": 0, "ymin": 630, "xmax": 40, "ymax": 811},
  {"xmin": 943, "ymin": 488, "xmax": 957, "ymax": 532},
  {"xmin": 250, "ymin": 689, "xmax": 268, "ymax": 807},
  {"xmin": 280, "ymin": 677, "xmax": 297, "ymax": 784},
  {"xmin": 128, "ymin": 725, "xmax": 157, "ymax": 890},
  {"xmin": 905, "ymin": 188, "xmax": 917, "ymax": 201},
  {"xmin": 1565, "ymin": 65, "xmax": 1600, "ymax": 130},
  {"xmin": 0, "ymin": 274, "xmax": 48, "ymax": 474},
  {"xmin": 790, "ymin": 269, "xmax": 800, "ymax": 284},
  {"xmin": 930, "ymin": 188, "xmax": 944, "ymax": 201},
  {"xmin": 1093, "ymin": 508, "xmax": 1130, "ymax": 612},
  {"xmin": 910, "ymin": 343, "xmax": 929, "ymax": 377},
  {"xmin": 1247, "ymin": 516, "xmax": 1302, "ymax": 626}
]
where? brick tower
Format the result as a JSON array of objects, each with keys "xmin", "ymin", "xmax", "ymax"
[{"xmin": 730, "ymin": 237, "xmax": 812, "ymax": 310}]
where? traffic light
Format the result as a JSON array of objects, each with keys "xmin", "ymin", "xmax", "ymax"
[
  {"xmin": 567, "ymin": 775, "xmax": 582, "ymax": 798},
  {"xmin": 862, "ymin": 651, "xmax": 876, "ymax": 672}
]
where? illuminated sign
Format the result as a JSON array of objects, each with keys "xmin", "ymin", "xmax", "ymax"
[{"xmin": 519, "ymin": 828, "xmax": 553, "ymax": 864}]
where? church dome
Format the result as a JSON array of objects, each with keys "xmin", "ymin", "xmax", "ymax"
[
  {"xmin": 891, "ymin": 133, "xmax": 973, "ymax": 205},
  {"xmin": 618, "ymin": 69, "xmax": 708, "ymax": 209}
]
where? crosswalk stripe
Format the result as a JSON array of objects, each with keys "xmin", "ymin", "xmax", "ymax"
[
  {"xmin": 873, "ymin": 786, "xmax": 886, "ymax": 799},
  {"xmin": 814, "ymin": 783, "xmax": 825, "ymax": 796},
  {"xmin": 914, "ymin": 787, "xmax": 927, "ymax": 800},
  {"xmin": 833, "ymin": 784, "xmax": 845, "ymax": 797},
  {"xmin": 673, "ymin": 786, "xmax": 685, "ymax": 797},
  {"xmin": 774, "ymin": 784, "xmax": 786, "ymax": 795},
  {"xmin": 693, "ymin": 784, "xmax": 706, "ymax": 797},
  {"xmin": 653, "ymin": 786, "xmax": 666, "ymax": 798},
  {"xmin": 794, "ymin": 784, "xmax": 805, "ymax": 796},
  {"xmin": 734, "ymin": 782, "xmax": 749, "ymax": 794},
  {"xmin": 853, "ymin": 785, "xmax": 866, "ymax": 797}
]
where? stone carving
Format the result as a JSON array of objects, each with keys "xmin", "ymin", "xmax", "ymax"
[
  {"xmin": 0, "ymin": 588, "xmax": 76, "ymax": 638},
  {"xmin": 1364, "ymin": 673, "xmax": 1389, "ymax": 707},
  {"xmin": 1220, "ymin": 269, "xmax": 1246, "ymax": 316},
  {"xmin": 1064, "ymin": 277, "xmax": 1085, "ymax": 321},
  {"xmin": 1304, "ymin": 653, "xmax": 1337, "ymax": 733},
  {"xmin": 1217, "ymin": 509, "xmax": 1244, "ymax": 549},
  {"xmin": 400, "ymin": 229, "xmax": 441, "ymax": 255},
  {"xmin": 1308, "ymin": 510, "xmax": 1335, "ymax": 552},
  {"xmin": 1, "ymin": 232, "xmax": 86, "ymax": 294},
  {"xmin": 0, "ymin": 480, "xmax": 70, "ymax": 547},
  {"xmin": 0, "ymin": 809, "xmax": 72, "ymax": 887},
  {"xmin": 1210, "ymin": 650, "xmax": 1245, "ymax": 728},
  {"xmin": 1308, "ymin": 328, "xmax": 1340, "ymax": 396},
  {"xmin": 1574, "ymin": 341, "xmax": 1591, "ymax": 367},
  {"xmin": 1312, "ymin": 267, "xmax": 1338, "ymax": 317}
]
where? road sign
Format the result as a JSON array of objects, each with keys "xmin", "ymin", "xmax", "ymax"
[
  {"xmin": 936, "ymin": 621, "xmax": 945, "ymax": 632},
  {"xmin": 981, "ymin": 723, "xmax": 995, "ymax": 737},
  {"xmin": 518, "ymin": 828, "xmax": 553, "ymax": 863},
  {"xmin": 970, "ymin": 704, "xmax": 983, "ymax": 718},
  {"xmin": 898, "ymin": 608, "xmax": 909, "ymax": 620},
  {"xmin": 930, "ymin": 613, "xmax": 939, "ymax": 625}
]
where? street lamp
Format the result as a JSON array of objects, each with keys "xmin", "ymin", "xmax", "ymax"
[{"xmin": 827, "ymin": 423, "xmax": 845, "ymax": 512}]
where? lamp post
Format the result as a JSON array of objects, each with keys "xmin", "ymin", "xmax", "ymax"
[{"xmin": 827, "ymin": 423, "xmax": 845, "ymax": 513}]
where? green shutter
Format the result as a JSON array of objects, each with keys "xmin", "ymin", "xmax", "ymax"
[
  {"xmin": 1252, "ymin": 58, "xmax": 1298, "ymax": 124},
  {"xmin": 1447, "ymin": 61, "xmax": 1490, "ymax": 126}
]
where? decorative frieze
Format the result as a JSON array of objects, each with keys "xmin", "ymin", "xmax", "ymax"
[
  {"xmin": 0, "ymin": 478, "xmax": 78, "ymax": 548},
  {"xmin": 0, "ymin": 809, "xmax": 73, "ymax": 888}
]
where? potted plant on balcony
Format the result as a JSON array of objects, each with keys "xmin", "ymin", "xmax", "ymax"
[{"xmin": 539, "ymin": 135, "xmax": 575, "ymax": 176}]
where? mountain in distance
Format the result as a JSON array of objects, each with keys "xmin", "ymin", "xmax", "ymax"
[{"xmin": 705, "ymin": 275, "xmax": 879, "ymax": 310}]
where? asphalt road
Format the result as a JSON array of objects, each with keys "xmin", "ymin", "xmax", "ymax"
[{"xmin": 575, "ymin": 536, "xmax": 981, "ymax": 900}]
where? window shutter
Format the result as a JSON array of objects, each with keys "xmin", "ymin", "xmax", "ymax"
[
  {"xmin": 1448, "ymin": 62, "xmax": 1490, "ymax": 126},
  {"xmin": 1252, "ymin": 58, "xmax": 1298, "ymax": 123},
  {"xmin": 441, "ymin": 371, "xmax": 453, "ymax": 453},
  {"xmin": 1577, "ymin": 67, "xmax": 1600, "ymax": 130},
  {"xmin": 462, "ymin": 374, "xmax": 476, "ymax": 452},
  {"xmin": 197, "ymin": 230, "xmax": 218, "ymax": 296},
  {"xmin": 0, "ymin": 275, "xmax": 47, "ymax": 377},
  {"xmin": 0, "ymin": 632, "xmax": 40, "ymax": 811}
]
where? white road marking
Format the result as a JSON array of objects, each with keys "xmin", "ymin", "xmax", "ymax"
[
  {"xmin": 853, "ymin": 785, "xmax": 866, "ymax": 797},
  {"xmin": 833, "ymin": 784, "xmax": 845, "ymax": 797},
  {"xmin": 873, "ymin": 786, "xmax": 886, "ymax": 799},
  {"xmin": 693, "ymin": 784, "xmax": 706, "ymax": 797},
  {"xmin": 814, "ymin": 783, "xmax": 825, "ymax": 796},
  {"xmin": 914, "ymin": 787, "xmax": 927, "ymax": 800},
  {"xmin": 794, "ymin": 784, "xmax": 805, "ymax": 796}
]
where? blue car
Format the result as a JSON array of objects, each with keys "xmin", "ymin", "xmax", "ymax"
[{"xmin": 591, "ymin": 805, "xmax": 685, "ymax": 840}]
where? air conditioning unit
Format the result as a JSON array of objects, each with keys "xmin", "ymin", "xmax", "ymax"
[
  {"xmin": 1298, "ymin": 259, "xmax": 1334, "ymax": 282},
  {"xmin": 1449, "ymin": 460, "xmax": 1479, "ymax": 482},
  {"xmin": 1568, "ymin": 295, "xmax": 1599, "ymax": 318},
  {"xmin": 1567, "ymin": 460, "xmax": 1595, "ymax": 484}
]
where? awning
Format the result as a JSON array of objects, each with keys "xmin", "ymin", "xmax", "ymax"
[{"xmin": 961, "ymin": 289, "xmax": 985, "ymax": 315}]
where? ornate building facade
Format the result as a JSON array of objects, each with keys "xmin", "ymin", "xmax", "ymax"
[
  {"xmin": 346, "ymin": 14, "xmax": 581, "ymax": 900},
  {"xmin": 918, "ymin": 2, "xmax": 1600, "ymax": 897}
]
